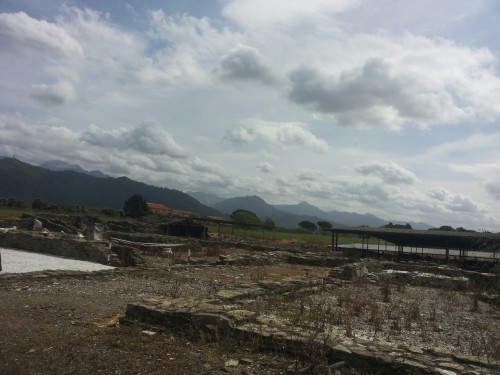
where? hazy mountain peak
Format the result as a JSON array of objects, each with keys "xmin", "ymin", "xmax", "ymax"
[
  {"xmin": 40, "ymin": 160, "xmax": 85, "ymax": 172},
  {"xmin": 39, "ymin": 160, "xmax": 110, "ymax": 178}
]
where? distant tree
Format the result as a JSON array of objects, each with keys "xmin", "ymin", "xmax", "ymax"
[
  {"xmin": 456, "ymin": 227, "xmax": 475, "ymax": 232},
  {"xmin": 7, "ymin": 197, "xmax": 25, "ymax": 208},
  {"xmin": 435, "ymin": 225, "xmax": 454, "ymax": 231},
  {"xmin": 123, "ymin": 194, "xmax": 149, "ymax": 218},
  {"xmin": 32, "ymin": 198, "xmax": 49, "ymax": 210},
  {"xmin": 263, "ymin": 217, "xmax": 276, "ymax": 231},
  {"xmin": 230, "ymin": 209, "xmax": 261, "ymax": 227},
  {"xmin": 298, "ymin": 220, "xmax": 317, "ymax": 232},
  {"xmin": 317, "ymin": 220, "xmax": 332, "ymax": 232},
  {"xmin": 383, "ymin": 222, "xmax": 412, "ymax": 229},
  {"xmin": 101, "ymin": 208, "xmax": 121, "ymax": 217}
]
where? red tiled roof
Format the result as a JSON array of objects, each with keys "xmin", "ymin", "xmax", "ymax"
[{"xmin": 147, "ymin": 203, "xmax": 170, "ymax": 211}]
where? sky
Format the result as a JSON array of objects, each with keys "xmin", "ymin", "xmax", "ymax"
[{"xmin": 0, "ymin": 0, "xmax": 500, "ymax": 230}]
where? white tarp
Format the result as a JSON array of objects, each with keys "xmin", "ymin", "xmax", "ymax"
[{"xmin": 32, "ymin": 219, "xmax": 43, "ymax": 231}]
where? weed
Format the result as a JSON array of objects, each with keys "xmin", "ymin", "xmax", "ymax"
[{"xmin": 380, "ymin": 281, "xmax": 391, "ymax": 303}]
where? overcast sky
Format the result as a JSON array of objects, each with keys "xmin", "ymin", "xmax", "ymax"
[{"xmin": 1, "ymin": 0, "xmax": 499, "ymax": 230}]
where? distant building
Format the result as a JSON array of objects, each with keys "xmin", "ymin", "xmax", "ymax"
[
  {"xmin": 147, "ymin": 203, "xmax": 170, "ymax": 215},
  {"xmin": 146, "ymin": 202, "xmax": 193, "ymax": 217}
]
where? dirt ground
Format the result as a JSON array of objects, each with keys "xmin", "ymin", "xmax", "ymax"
[
  {"xmin": 0, "ymin": 248, "xmax": 355, "ymax": 375},
  {"xmin": 1, "ymin": 246, "xmax": 498, "ymax": 375}
]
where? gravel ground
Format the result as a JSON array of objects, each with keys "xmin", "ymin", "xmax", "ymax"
[
  {"xmin": 0, "ymin": 250, "xmax": 356, "ymax": 375},
  {"xmin": 0, "ymin": 247, "xmax": 114, "ymax": 274},
  {"xmin": 0, "ymin": 247, "xmax": 498, "ymax": 374}
]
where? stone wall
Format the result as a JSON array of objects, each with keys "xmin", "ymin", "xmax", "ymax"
[
  {"xmin": 122, "ymin": 291, "xmax": 498, "ymax": 375},
  {"xmin": 0, "ymin": 231, "xmax": 109, "ymax": 265}
]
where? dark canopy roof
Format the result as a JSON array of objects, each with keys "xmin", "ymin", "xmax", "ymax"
[{"xmin": 330, "ymin": 227, "xmax": 500, "ymax": 251}]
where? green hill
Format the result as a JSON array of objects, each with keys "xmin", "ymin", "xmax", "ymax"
[{"xmin": 0, "ymin": 158, "xmax": 220, "ymax": 217}]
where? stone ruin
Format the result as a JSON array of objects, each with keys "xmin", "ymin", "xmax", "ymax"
[{"xmin": 120, "ymin": 252, "xmax": 499, "ymax": 375}]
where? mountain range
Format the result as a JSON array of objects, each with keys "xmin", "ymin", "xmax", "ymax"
[
  {"xmin": 1, "ymin": 157, "xmax": 432, "ymax": 229},
  {"xmin": 188, "ymin": 192, "xmax": 433, "ymax": 230},
  {"xmin": 0, "ymin": 158, "xmax": 219, "ymax": 217}
]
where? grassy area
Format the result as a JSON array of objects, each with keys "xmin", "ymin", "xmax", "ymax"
[
  {"xmin": 206, "ymin": 223, "xmax": 377, "ymax": 246},
  {"xmin": 0, "ymin": 207, "xmax": 32, "ymax": 219}
]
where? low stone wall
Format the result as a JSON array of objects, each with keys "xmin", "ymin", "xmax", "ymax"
[
  {"xmin": 0, "ymin": 231, "xmax": 109, "ymax": 265},
  {"xmin": 328, "ymin": 260, "xmax": 499, "ymax": 293},
  {"xmin": 122, "ymin": 294, "xmax": 497, "ymax": 375}
]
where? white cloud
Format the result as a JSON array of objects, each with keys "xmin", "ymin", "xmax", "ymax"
[
  {"xmin": 288, "ymin": 55, "xmax": 482, "ymax": 128},
  {"xmin": 81, "ymin": 122, "xmax": 186, "ymax": 158},
  {"xmin": 356, "ymin": 161, "xmax": 417, "ymax": 185},
  {"xmin": 191, "ymin": 157, "xmax": 222, "ymax": 174},
  {"xmin": 427, "ymin": 188, "xmax": 480, "ymax": 213},
  {"xmin": 225, "ymin": 119, "xmax": 328, "ymax": 152},
  {"xmin": 0, "ymin": 114, "xmax": 190, "ymax": 177},
  {"xmin": 485, "ymin": 183, "xmax": 500, "ymax": 201},
  {"xmin": 421, "ymin": 133, "xmax": 500, "ymax": 162},
  {"xmin": 30, "ymin": 81, "xmax": 76, "ymax": 106},
  {"xmin": 258, "ymin": 162, "xmax": 274, "ymax": 173},
  {"xmin": 139, "ymin": 10, "xmax": 241, "ymax": 85},
  {"xmin": 219, "ymin": 44, "xmax": 276, "ymax": 85},
  {"xmin": 222, "ymin": 0, "xmax": 361, "ymax": 30},
  {"xmin": 0, "ymin": 11, "xmax": 83, "ymax": 58}
]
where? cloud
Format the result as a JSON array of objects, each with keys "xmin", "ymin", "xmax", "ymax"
[
  {"xmin": 219, "ymin": 44, "xmax": 276, "ymax": 85},
  {"xmin": 485, "ymin": 183, "xmax": 500, "ymax": 201},
  {"xmin": 356, "ymin": 161, "xmax": 417, "ymax": 185},
  {"xmin": 225, "ymin": 119, "xmax": 328, "ymax": 152},
  {"xmin": 258, "ymin": 162, "xmax": 274, "ymax": 173},
  {"xmin": 288, "ymin": 58, "xmax": 473, "ymax": 129},
  {"xmin": 296, "ymin": 169, "xmax": 323, "ymax": 182},
  {"xmin": 222, "ymin": 0, "xmax": 361, "ymax": 30},
  {"xmin": 421, "ymin": 133, "xmax": 500, "ymax": 162},
  {"xmin": 140, "ymin": 10, "xmax": 241, "ymax": 85},
  {"xmin": 427, "ymin": 188, "xmax": 479, "ymax": 212},
  {"xmin": 0, "ymin": 113, "xmax": 190, "ymax": 181},
  {"xmin": 81, "ymin": 122, "xmax": 186, "ymax": 158},
  {"xmin": 0, "ymin": 11, "xmax": 83, "ymax": 58},
  {"xmin": 191, "ymin": 157, "xmax": 222, "ymax": 174},
  {"xmin": 0, "ymin": 113, "xmax": 80, "ymax": 159},
  {"xmin": 30, "ymin": 81, "xmax": 76, "ymax": 106}
]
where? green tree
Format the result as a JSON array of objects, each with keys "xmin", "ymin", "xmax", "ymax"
[
  {"xmin": 263, "ymin": 217, "xmax": 276, "ymax": 231},
  {"xmin": 429, "ymin": 225, "xmax": 454, "ymax": 231},
  {"xmin": 101, "ymin": 208, "xmax": 122, "ymax": 217},
  {"xmin": 317, "ymin": 220, "xmax": 332, "ymax": 232},
  {"xmin": 230, "ymin": 209, "xmax": 261, "ymax": 227},
  {"xmin": 32, "ymin": 198, "xmax": 49, "ymax": 210},
  {"xmin": 384, "ymin": 222, "xmax": 412, "ymax": 229},
  {"xmin": 7, "ymin": 197, "xmax": 25, "ymax": 208},
  {"xmin": 123, "ymin": 194, "xmax": 149, "ymax": 218},
  {"xmin": 298, "ymin": 220, "xmax": 317, "ymax": 232}
]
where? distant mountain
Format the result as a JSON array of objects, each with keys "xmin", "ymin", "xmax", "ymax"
[
  {"xmin": 274, "ymin": 201, "xmax": 432, "ymax": 230},
  {"xmin": 186, "ymin": 191, "xmax": 225, "ymax": 207},
  {"xmin": 39, "ymin": 160, "xmax": 110, "ymax": 178},
  {"xmin": 0, "ymin": 158, "xmax": 220, "ymax": 216},
  {"xmin": 213, "ymin": 195, "xmax": 343, "ymax": 228},
  {"xmin": 275, "ymin": 201, "xmax": 387, "ymax": 227}
]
